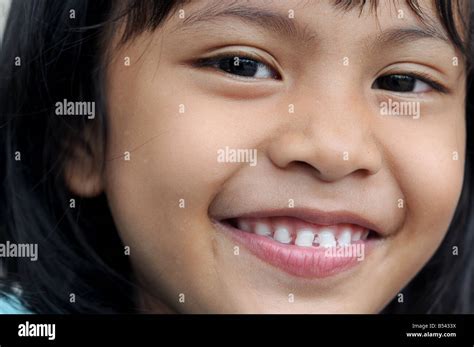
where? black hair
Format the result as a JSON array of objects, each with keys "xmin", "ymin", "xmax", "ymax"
[
  {"xmin": 0, "ymin": 0, "xmax": 472, "ymax": 313},
  {"xmin": 0, "ymin": 0, "xmax": 188, "ymax": 314}
]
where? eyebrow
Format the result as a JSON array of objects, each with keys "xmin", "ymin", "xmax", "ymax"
[
  {"xmin": 372, "ymin": 26, "xmax": 450, "ymax": 48},
  {"xmin": 176, "ymin": 3, "xmax": 451, "ymax": 48},
  {"xmin": 178, "ymin": 3, "xmax": 317, "ymax": 44}
]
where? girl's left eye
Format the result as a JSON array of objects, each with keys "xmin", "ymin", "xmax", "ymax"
[
  {"xmin": 195, "ymin": 55, "xmax": 280, "ymax": 80},
  {"xmin": 372, "ymin": 74, "xmax": 433, "ymax": 93}
]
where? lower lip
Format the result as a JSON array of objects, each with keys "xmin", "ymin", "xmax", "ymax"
[{"xmin": 215, "ymin": 222, "xmax": 376, "ymax": 278}]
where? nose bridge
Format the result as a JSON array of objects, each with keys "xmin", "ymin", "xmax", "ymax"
[
  {"xmin": 306, "ymin": 89, "xmax": 369, "ymax": 151},
  {"xmin": 295, "ymin": 60, "xmax": 369, "ymax": 140}
]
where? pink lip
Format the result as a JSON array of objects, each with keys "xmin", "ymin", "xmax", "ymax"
[
  {"xmin": 212, "ymin": 208, "xmax": 383, "ymax": 278},
  {"xmin": 216, "ymin": 222, "xmax": 376, "ymax": 278}
]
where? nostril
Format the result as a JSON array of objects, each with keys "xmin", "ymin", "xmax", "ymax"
[{"xmin": 289, "ymin": 160, "xmax": 322, "ymax": 176}]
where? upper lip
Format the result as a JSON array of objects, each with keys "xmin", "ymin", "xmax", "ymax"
[{"xmin": 215, "ymin": 208, "xmax": 384, "ymax": 236}]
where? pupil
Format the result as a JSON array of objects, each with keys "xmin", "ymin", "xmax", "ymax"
[
  {"xmin": 380, "ymin": 75, "xmax": 415, "ymax": 92},
  {"xmin": 219, "ymin": 58, "xmax": 258, "ymax": 77}
]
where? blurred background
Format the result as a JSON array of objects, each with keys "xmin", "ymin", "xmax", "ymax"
[
  {"xmin": 0, "ymin": 0, "xmax": 10, "ymax": 41},
  {"xmin": 0, "ymin": 0, "xmax": 10, "ymax": 277}
]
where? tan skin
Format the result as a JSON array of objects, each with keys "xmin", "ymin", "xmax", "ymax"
[{"xmin": 65, "ymin": 0, "xmax": 466, "ymax": 313}]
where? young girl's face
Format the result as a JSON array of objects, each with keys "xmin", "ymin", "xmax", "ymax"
[{"xmin": 71, "ymin": 0, "xmax": 466, "ymax": 313}]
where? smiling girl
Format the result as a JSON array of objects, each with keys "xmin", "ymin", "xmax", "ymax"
[{"xmin": 0, "ymin": 0, "xmax": 473, "ymax": 313}]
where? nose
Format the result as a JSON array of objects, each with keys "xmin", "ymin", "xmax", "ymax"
[{"xmin": 268, "ymin": 93, "xmax": 382, "ymax": 182}]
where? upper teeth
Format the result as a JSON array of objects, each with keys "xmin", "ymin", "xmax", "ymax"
[
  {"xmin": 274, "ymin": 226, "xmax": 292, "ymax": 244},
  {"xmin": 318, "ymin": 229, "xmax": 337, "ymax": 248},
  {"xmin": 352, "ymin": 231, "xmax": 362, "ymax": 241},
  {"xmin": 295, "ymin": 229, "xmax": 315, "ymax": 247},
  {"xmin": 338, "ymin": 228, "xmax": 352, "ymax": 246},
  {"xmin": 237, "ymin": 218, "xmax": 370, "ymax": 248},
  {"xmin": 255, "ymin": 222, "xmax": 272, "ymax": 236}
]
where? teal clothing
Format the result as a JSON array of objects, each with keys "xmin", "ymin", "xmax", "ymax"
[{"xmin": 0, "ymin": 295, "xmax": 32, "ymax": 314}]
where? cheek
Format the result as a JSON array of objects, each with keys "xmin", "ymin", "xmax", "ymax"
[
  {"xmin": 375, "ymin": 113, "xmax": 465, "ymax": 291},
  {"xmin": 103, "ymin": 56, "xmax": 280, "ymax": 311},
  {"xmin": 101, "ymin": 101, "xmax": 222, "ymax": 311},
  {"xmin": 104, "ymin": 55, "xmax": 286, "ymax": 207},
  {"xmin": 394, "ymin": 124, "xmax": 464, "ymax": 235}
]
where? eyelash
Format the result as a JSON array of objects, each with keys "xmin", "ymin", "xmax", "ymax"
[{"xmin": 193, "ymin": 54, "xmax": 448, "ymax": 94}]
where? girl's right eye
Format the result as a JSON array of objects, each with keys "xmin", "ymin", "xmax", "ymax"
[{"xmin": 195, "ymin": 55, "xmax": 280, "ymax": 80}]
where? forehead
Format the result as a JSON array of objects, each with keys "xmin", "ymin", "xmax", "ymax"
[
  {"xmin": 175, "ymin": 0, "xmax": 442, "ymax": 24},
  {"xmin": 169, "ymin": 0, "xmax": 452, "ymax": 50}
]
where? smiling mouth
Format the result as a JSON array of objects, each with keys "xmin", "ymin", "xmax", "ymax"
[{"xmin": 213, "ymin": 210, "xmax": 384, "ymax": 278}]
